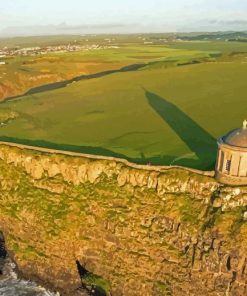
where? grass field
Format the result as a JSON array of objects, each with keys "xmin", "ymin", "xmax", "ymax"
[
  {"xmin": 0, "ymin": 37, "xmax": 247, "ymax": 170},
  {"xmin": 0, "ymin": 44, "xmax": 211, "ymax": 100}
]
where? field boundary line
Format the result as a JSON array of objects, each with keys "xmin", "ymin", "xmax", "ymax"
[{"xmin": 0, "ymin": 141, "xmax": 215, "ymax": 177}]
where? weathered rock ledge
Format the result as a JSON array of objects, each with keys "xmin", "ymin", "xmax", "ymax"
[{"xmin": 0, "ymin": 143, "xmax": 246, "ymax": 296}]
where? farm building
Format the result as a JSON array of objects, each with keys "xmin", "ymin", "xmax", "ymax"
[{"xmin": 215, "ymin": 120, "xmax": 247, "ymax": 185}]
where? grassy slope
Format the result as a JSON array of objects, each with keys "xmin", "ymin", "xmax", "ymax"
[
  {"xmin": 168, "ymin": 40, "xmax": 247, "ymax": 54},
  {"xmin": 0, "ymin": 42, "xmax": 246, "ymax": 169},
  {"xmin": 0, "ymin": 45, "xmax": 206, "ymax": 100}
]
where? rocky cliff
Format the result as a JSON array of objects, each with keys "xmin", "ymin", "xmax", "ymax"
[{"xmin": 0, "ymin": 144, "xmax": 246, "ymax": 296}]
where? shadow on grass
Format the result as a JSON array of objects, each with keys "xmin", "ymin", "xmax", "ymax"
[
  {"xmin": 0, "ymin": 136, "xmax": 202, "ymax": 167},
  {"xmin": 0, "ymin": 135, "xmax": 216, "ymax": 170},
  {"xmin": 2, "ymin": 63, "xmax": 146, "ymax": 103},
  {"xmin": 145, "ymin": 90, "xmax": 217, "ymax": 170},
  {"xmin": 0, "ymin": 136, "xmax": 127, "ymax": 158}
]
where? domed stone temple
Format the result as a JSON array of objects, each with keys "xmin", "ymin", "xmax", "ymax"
[{"xmin": 215, "ymin": 120, "xmax": 247, "ymax": 185}]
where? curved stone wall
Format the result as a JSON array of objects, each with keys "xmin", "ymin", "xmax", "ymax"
[
  {"xmin": 0, "ymin": 141, "xmax": 214, "ymax": 177},
  {"xmin": 216, "ymin": 139, "xmax": 247, "ymax": 185}
]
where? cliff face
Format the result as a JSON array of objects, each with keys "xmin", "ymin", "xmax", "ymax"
[
  {"xmin": 0, "ymin": 73, "xmax": 61, "ymax": 101},
  {"xmin": 0, "ymin": 144, "xmax": 246, "ymax": 296}
]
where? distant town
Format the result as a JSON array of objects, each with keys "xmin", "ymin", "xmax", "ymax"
[{"xmin": 0, "ymin": 43, "xmax": 120, "ymax": 60}]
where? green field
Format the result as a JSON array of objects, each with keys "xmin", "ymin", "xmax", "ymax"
[
  {"xmin": 0, "ymin": 37, "xmax": 247, "ymax": 170},
  {"xmin": 0, "ymin": 43, "xmax": 210, "ymax": 101}
]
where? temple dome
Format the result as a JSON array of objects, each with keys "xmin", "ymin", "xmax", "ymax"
[
  {"xmin": 215, "ymin": 120, "xmax": 247, "ymax": 186},
  {"xmin": 223, "ymin": 128, "xmax": 247, "ymax": 148}
]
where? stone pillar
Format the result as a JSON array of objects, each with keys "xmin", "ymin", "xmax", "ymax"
[
  {"xmin": 230, "ymin": 153, "xmax": 241, "ymax": 176},
  {"xmin": 239, "ymin": 155, "xmax": 247, "ymax": 177}
]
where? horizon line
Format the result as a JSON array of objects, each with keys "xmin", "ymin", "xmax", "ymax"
[{"xmin": 0, "ymin": 30, "xmax": 246, "ymax": 39}]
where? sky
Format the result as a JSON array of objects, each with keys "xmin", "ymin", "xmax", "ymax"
[{"xmin": 0, "ymin": 0, "xmax": 247, "ymax": 37}]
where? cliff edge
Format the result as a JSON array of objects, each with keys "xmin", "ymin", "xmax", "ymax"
[{"xmin": 0, "ymin": 144, "xmax": 246, "ymax": 295}]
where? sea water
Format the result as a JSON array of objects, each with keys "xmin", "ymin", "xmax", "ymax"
[{"xmin": 0, "ymin": 258, "xmax": 58, "ymax": 296}]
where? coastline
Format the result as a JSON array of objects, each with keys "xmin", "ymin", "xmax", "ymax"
[{"xmin": 0, "ymin": 253, "xmax": 60, "ymax": 296}]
